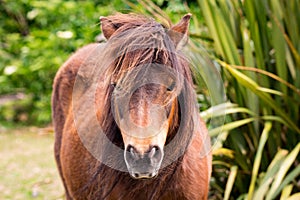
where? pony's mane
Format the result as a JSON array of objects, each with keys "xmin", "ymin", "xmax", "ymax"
[
  {"xmin": 81, "ymin": 14, "xmax": 198, "ymax": 199},
  {"xmin": 105, "ymin": 14, "xmax": 186, "ymax": 84},
  {"xmin": 101, "ymin": 13, "xmax": 194, "ymax": 134}
]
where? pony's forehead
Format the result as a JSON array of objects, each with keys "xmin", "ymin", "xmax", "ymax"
[
  {"xmin": 109, "ymin": 26, "xmax": 169, "ymax": 50},
  {"xmin": 106, "ymin": 43, "xmax": 183, "ymax": 88}
]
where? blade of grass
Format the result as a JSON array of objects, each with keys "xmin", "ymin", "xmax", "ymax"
[
  {"xmin": 247, "ymin": 122, "xmax": 272, "ymax": 200},
  {"xmin": 285, "ymin": 46, "xmax": 296, "ymax": 80},
  {"xmin": 124, "ymin": 0, "xmax": 145, "ymax": 15},
  {"xmin": 227, "ymin": 65, "xmax": 300, "ymax": 96},
  {"xmin": 280, "ymin": 184, "xmax": 293, "ymax": 200},
  {"xmin": 286, "ymin": 193, "xmax": 300, "ymax": 200},
  {"xmin": 137, "ymin": 0, "xmax": 171, "ymax": 26},
  {"xmin": 197, "ymin": 0, "xmax": 225, "ymax": 57},
  {"xmin": 253, "ymin": 178, "xmax": 273, "ymax": 200},
  {"xmin": 253, "ymin": 149, "xmax": 288, "ymax": 200},
  {"xmin": 224, "ymin": 165, "xmax": 238, "ymax": 200},
  {"xmin": 212, "ymin": 148, "xmax": 235, "ymax": 159},
  {"xmin": 268, "ymin": 6, "xmax": 300, "ymax": 68},
  {"xmin": 266, "ymin": 143, "xmax": 300, "ymax": 200},
  {"xmin": 212, "ymin": 160, "xmax": 231, "ymax": 168},
  {"xmin": 209, "ymin": 118, "xmax": 255, "ymax": 137},
  {"xmin": 200, "ymin": 102, "xmax": 255, "ymax": 120},
  {"xmin": 282, "ymin": 0, "xmax": 299, "ymax": 46},
  {"xmin": 260, "ymin": 116, "xmax": 289, "ymax": 128},
  {"xmin": 219, "ymin": 60, "xmax": 300, "ymax": 134},
  {"xmin": 243, "ymin": 0, "xmax": 266, "ymax": 69},
  {"xmin": 274, "ymin": 165, "xmax": 300, "ymax": 198},
  {"xmin": 241, "ymin": 20, "xmax": 259, "ymax": 132},
  {"xmin": 212, "ymin": 2, "xmax": 241, "ymax": 65},
  {"xmin": 211, "ymin": 131, "xmax": 229, "ymax": 151},
  {"xmin": 270, "ymin": 0, "xmax": 287, "ymax": 94}
]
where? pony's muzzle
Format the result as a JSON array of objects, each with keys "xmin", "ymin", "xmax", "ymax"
[{"xmin": 125, "ymin": 145, "xmax": 163, "ymax": 179}]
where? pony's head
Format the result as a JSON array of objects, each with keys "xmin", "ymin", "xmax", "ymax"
[{"xmin": 100, "ymin": 13, "xmax": 194, "ymax": 179}]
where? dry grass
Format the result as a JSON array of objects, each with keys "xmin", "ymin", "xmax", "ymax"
[{"xmin": 0, "ymin": 127, "xmax": 64, "ymax": 200}]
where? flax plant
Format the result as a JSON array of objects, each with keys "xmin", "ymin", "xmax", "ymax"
[
  {"xmin": 197, "ymin": 0, "xmax": 300, "ymax": 199},
  {"xmin": 128, "ymin": 0, "xmax": 300, "ymax": 199}
]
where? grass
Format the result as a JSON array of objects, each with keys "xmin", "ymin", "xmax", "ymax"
[{"xmin": 0, "ymin": 127, "xmax": 64, "ymax": 200}]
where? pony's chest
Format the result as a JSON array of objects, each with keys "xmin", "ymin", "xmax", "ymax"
[{"xmin": 106, "ymin": 181, "xmax": 187, "ymax": 200}]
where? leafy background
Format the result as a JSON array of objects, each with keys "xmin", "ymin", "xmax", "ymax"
[{"xmin": 0, "ymin": 0, "xmax": 299, "ymax": 199}]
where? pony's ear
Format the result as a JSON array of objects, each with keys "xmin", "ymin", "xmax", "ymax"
[
  {"xmin": 100, "ymin": 16, "xmax": 118, "ymax": 40},
  {"xmin": 168, "ymin": 13, "xmax": 192, "ymax": 49}
]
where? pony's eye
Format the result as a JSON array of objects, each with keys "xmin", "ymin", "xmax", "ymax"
[
  {"xmin": 111, "ymin": 82, "xmax": 116, "ymax": 88},
  {"xmin": 167, "ymin": 82, "xmax": 175, "ymax": 91}
]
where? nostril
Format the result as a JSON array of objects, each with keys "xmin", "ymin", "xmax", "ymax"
[
  {"xmin": 126, "ymin": 145, "xmax": 138, "ymax": 160},
  {"xmin": 126, "ymin": 145, "xmax": 133, "ymax": 153},
  {"xmin": 134, "ymin": 173, "xmax": 139, "ymax": 178},
  {"xmin": 148, "ymin": 146, "xmax": 161, "ymax": 159},
  {"xmin": 129, "ymin": 146, "xmax": 135, "ymax": 156}
]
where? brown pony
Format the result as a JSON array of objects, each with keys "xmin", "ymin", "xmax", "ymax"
[{"xmin": 52, "ymin": 13, "xmax": 211, "ymax": 200}]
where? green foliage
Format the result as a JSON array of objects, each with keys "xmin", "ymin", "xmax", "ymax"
[
  {"xmin": 0, "ymin": 0, "xmax": 127, "ymax": 125},
  {"xmin": 196, "ymin": 0, "xmax": 300, "ymax": 199},
  {"xmin": 132, "ymin": 0, "xmax": 300, "ymax": 199}
]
